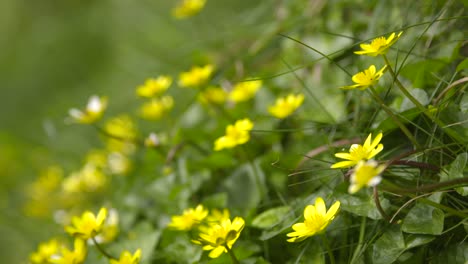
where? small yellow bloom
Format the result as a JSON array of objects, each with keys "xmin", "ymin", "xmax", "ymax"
[
  {"xmin": 287, "ymin": 197, "xmax": 340, "ymax": 242},
  {"xmin": 50, "ymin": 239, "xmax": 87, "ymax": 264},
  {"xmin": 198, "ymin": 86, "xmax": 227, "ymax": 104},
  {"xmin": 96, "ymin": 208, "xmax": 119, "ymax": 244},
  {"xmin": 139, "ymin": 96, "xmax": 174, "ymax": 120},
  {"xmin": 206, "ymin": 208, "xmax": 230, "ymax": 224},
  {"xmin": 172, "ymin": 0, "xmax": 206, "ymax": 19},
  {"xmin": 69, "ymin": 95, "xmax": 107, "ymax": 124},
  {"xmin": 214, "ymin": 118, "xmax": 254, "ymax": 151},
  {"xmin": 104, "ymin": 115, "xmax": 138, "ymax": 155},
  {"xmin": 341, "ymin": 65, "xmax": 387, "ymax": 90},
  {"xmin": 178, "ymin": 65, "xmax": 213, "ymax": 88},
  {"xmin": 109, "ymin": 249, "xmax": 141, "ymax": 264},
  {"xmin": 228, "ymin": 79, "xmax": 262, "ymax": 102},
  {"xmin": 136, "ymin": 76, "xmax": 172, "ymax": 98},
  {"xmin": 349, "ymin": 160, "xmax": 385, "ymax": 194},
  {"xmin": 168, "ymin": 204, "xmax": 208, "ymax": 231},
  {"xmin": 144, "ymin": 132, "xmax": 160, "ymax": 147},
  {"xmin": 30, "ymin": 239, "xmax": 60, "ymax": 264},
  {"xmin": 355, "ymin": 31, "xmax": 403, "ymax": 56},
  {"xmin": 193, "ymin": 217, "xmax": 245, "ymax": 258},
  {"xmin": 65, "ymin": 208, "xmax": 107, "ymax": 240},
  {"xmin": 331, "ymin": 132, "xmax": 384, "ymax": 169},
  {"xmin": 268, "ymin": 93, "xmax": 304, "ymax": 119}
]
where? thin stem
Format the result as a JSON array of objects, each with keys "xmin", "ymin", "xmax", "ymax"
[
  {"xmin": 92, "ymin": 237, "xmax": 116, "ymax": 260},
  {"xmin": 225, "ymin": 245, "xmax": 240, "ymax": 264},
  {"xmin": 382, "ymin": 55, "xmax": 465, "ymax": 142},
  {"xmin": 382, "ymin": 177, "xmax": 468, "ymax": 194},
  {"xmin": 373, "ymin": 186, "xmax": 391, "ymax": 223},
  {"xmin": 367, "ymin": 86, "xmax": 421, "ymax": 148},
  {"xmin": 382, "ymin": 55, "xmax": 424, "ymax": 110},
  {"xmin": 350, "ymin": 217, "xmax": 366, "ymax": 264},
  {"xmin": 321, "ymin": 234, "xmax": 336, "ymax": 264}
]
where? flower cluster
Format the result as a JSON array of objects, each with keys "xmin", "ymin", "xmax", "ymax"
[
  {"xmin": 169, "ymin": 205, "xmax": 244, "ymax": 259},
  {"xmin": 331, "ymin": 132, "xmax": 386, "ymax": 193},
  {"xmin": 30, "ymin": 207, "xmax": 141, "ymax": 264}
]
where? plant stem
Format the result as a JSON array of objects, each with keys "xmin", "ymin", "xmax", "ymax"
[
  {"xmin": 350, "ymin": 217, "xmax": 366, "ymax": 264},
  {"xmin": 382, "ymin": 55, "xmax": 464, "ymax": 142},
  {"xmin": 367, "ymin": 86, "xmax": 421, "ymax": 148},
  {"xmin": 92, "ymin": 237, "xmax": 116, "ymax": 260},
  {"xmin": 373, "ymin": 186, "xmax": 391, "ymax": 222},
  {"xmin": 321, "ymin": 234, "xmax": 336, "ymax": 264},
  {"xmin": 225, "ymin": 245, "xmax": 240, "ymax": 264}
]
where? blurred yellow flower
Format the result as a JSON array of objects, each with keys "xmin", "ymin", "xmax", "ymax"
[
  {"xmin": 193, "ymin": 217, "xmax": 245, "ymax": 258},
  {"xmin": 349, "ymin": 160, "xmax": 385, "ymax": 194},
  {"xmin": 214, "ymin": 118, "xmax": 254, "ymax": 151},
  {"xmin": 109, "ymin": 249, "xmax": 141, "ymax": 264},
  {"xmin": 96, "ymin": 208, "xmax": 119, "ymax": 244},
  {"xmin": 50, "ymin": 239, "xmax": 87, "ymax": 264},
  {"xmin": 287, "ymin": 197, "xmax": 340, "ymax": 242},
  {"xmin": 355, "ymin": 32, "xmax": 403, "ymax": 56},
  {"xmin": 178, "ymin": 65, "xmax": 213, "ymax": 88},
  {"xmin": 268, "ymin": 93, "xmax": 304, "ymax": 119},
  {"xmin": 198, "ymin": 86, "xmax": 227, "ymax": 104},
  {"xmin": 206, "ymin": 208, "xmax": 230, "ymax": 224},
  {"xmin": 139, "ymin": 96, "xmax": 174, "ymax": 120},
  {"xmin": 144, "ymin": 132, "xmax": 160, "ymax": 147},
  {"xmin": 168, "ymin": 204, "xmax": 208, "ymax": 231},
  {"xmin": 65, "ymin": 208, "xmax": 107, "ymax": 240},
  {"xmin": 228, "ymin": 79, "xmax": 262, "ymax": 102},
  {"xmin": 172, "ymin": 0, "xmax": 206, "ymax": 19},
  {"xmin": 62, "ymin": 164, "xmax": 107, "ymax": 194},
  {"xmin": 136, "ymin": 76, "xmax": 172, "ymax": 98},
  {"xmin": 30, "ymin": 239, "xmax": 60, "ymax": 264},
  {"xmin": 340, "ymin": 65, "xmax": 387, "ymax": 90},
  {"xmin": 104, "ymin": 115, "xmax": 138, "ymax": 155},
  {"xmin": 69, "ymin": 95, "xmax": 107, "ymax": 124},
  {"xmin": 331, "ymin": 132, "xmax": 384, "ymax": 169}
]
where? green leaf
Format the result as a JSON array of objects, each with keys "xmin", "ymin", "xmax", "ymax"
[
  {"xmin": 251, "ymin": 206, "xmax": 291, "ymax": 229},
  {"xmin": 335, "ymin": 192, "xmax": 390, "ymax": 220},
  {"xmin": 404, "ymin": 234, "xmax": 435, "ymax": 249},
  {"xmin": 456, "ymin": 58, "xmax": 468, "ymax": 72},
  {"xmin": 431, "ymin": 242, "xmax": 468, "ymax": 264},
  {"xmin": 375, "ymin": 107, "xmax": 421, "ymax": 133},
  {"xmin": 440, "ymin": 153, "xmax": 468, "ymax": 196},
  {"xmin": 401, "ymin": 202, "xmax": 444, "ymax": 235},
  {"xmin": 109, "ymin": 221, "xmax": 161, "ymax": 263},
  {"xmin": 460, "ymin": 92, "xmax": 468, "ymax": 113},
  {"xmin": 372, "ymin": 225, "xmax": 405, "ymax": 264},
  {"xmin": 400, "ymin": 88, "xmax": 429, "ymax": 112}
]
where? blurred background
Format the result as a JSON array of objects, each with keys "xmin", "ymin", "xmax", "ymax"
[{"xmin": 1, "ymin": 0, "xmax": 466, "ymax": 263}]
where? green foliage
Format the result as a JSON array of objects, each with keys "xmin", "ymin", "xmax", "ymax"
[{"xmin": 2, "ymin": 0, "xmax": 467, "ymax": 263}]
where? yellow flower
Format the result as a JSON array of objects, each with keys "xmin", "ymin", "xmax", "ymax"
[
  {"xmin": 198, "ymin": 86, "xmax": 227, "ymax": 104},
  {"xmin": 214, "ymin": 118, "xmax": 254, "ymax": 151},
  {"xmin": 139, "ymin": 96, "xmax": 174, "ymax": 120},
  {"xmin": 96, "ymin": 208, "xmax": 119, "ymax": 244},
  {"xmin": 136, "ymin": 76, "xmax": 172, "ymax": 98},
  {"xmin": 50, "ymin": 239, "xmax": 87, "ymax": 264},
  {"xmin": 228, "ymin": 80, "xmax": 262, "ymax": 102},
  {"xmin": 206, "ymin": 209, "xmax": 230, "ymax": 224},
  {"xmin": 331, "ymin": 132, "xmax": 384, "ymax": 169},
  {"xmin": 268, "ymin": 93, "xmax": 305, "ymax": 119},
  {"xmin": 168, "ymin": 204, "xmax": 208, "ymax": 231},
  {"xmin": 109, "ymin": 249, "xmax": 141, "ymax": 264},
  {"xmin": 65, "ymin": 208, "xmax": 107, "ymax": 240},
  {"xmin": 69, "ymin": 95, "xmax": 107, "ymax": 124},
  {"xmin": 355, "ymin": 31, "xmax": 403, "ymax": 56},
  {"xmin": 193, "ymin": 217, "xmax": 245, "ymax": 258},
  {"xmin": 340, "ymin": 65, "xmax": 387, "ymax": 90},
  {"xmin": 104, "ymin": 115, "xmax": 138, "ymax": 155},
  {"xmin": 178, "ymin": 65, "xmax": 213, "ymax": 88},
  {"xmin": 349, "ymin": 160, "xmax": 385, "ymax": 194},
  {"xmin": 287, "ymin": 197, "xmax": 340, "ymax": 242},
  {"xmin": 144, "ymin": 133, "xmax": 160, "ymax": 147},
  {"xmin": 172, "ymin": 0, "xmax": 206, "ymax": 19},
  {"xmin": 30, "ymin": 239, "xmax": 60, "ymax": 264}
]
